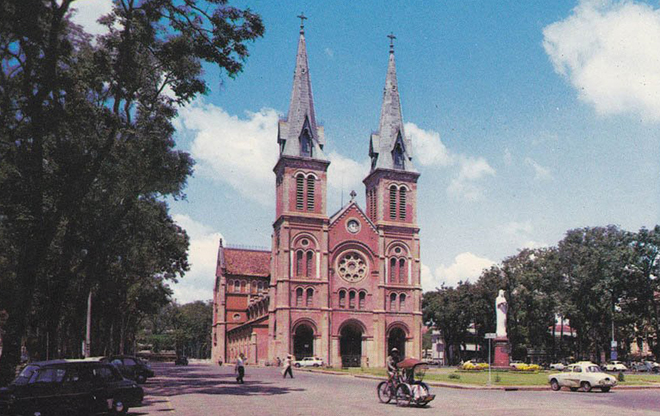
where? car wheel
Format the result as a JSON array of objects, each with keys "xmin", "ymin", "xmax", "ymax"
[
  {"xmin": 313, "ymin": 364, "xmax": 319, "ymax": 367},
  {"xmin": 550, "ymin": 379, "xmax": 560, "ymax": 391},
  {"xmin": 581, "ymin": 381, "xmax": 592, "ymax": 392},
  {"xmin": 113, "ymin": 399, "xmax": 128, "ymax": 415},
  {"xmin": 294, "ymin": 363, "xmax": 300, "ymax": 368},
  {"xmin": 136, "ymin": 374, "xmax": 146, "ymax": 384},
  {"xmin": 601, "ymin": 387, "xmax": 611, "ymax": 393},
  {"xmin": 570, "ymin": 387, "xmax": 578, "ymax": 392}
]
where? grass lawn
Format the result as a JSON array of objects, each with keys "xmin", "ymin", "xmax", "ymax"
[{"xmin": 313, "ymin": 367, "xmax": 660, "ymax": 386}]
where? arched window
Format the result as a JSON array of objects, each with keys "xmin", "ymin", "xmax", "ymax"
[
  {"xmin": 300, "ymin": 130, "xmax": 312, "ymax": 157},
  {"xmin": 393, "ymin": 142, "xmax": 404, "ymax": 169},
  {"xmin": 296, "ymin": 174, "xmax": 305, "ymax": 210},
  {"xmin": 359, "ymin": 291, "xmax": 366, "ymax": 309},
  {"xmin": 399, "ymin": 259, "xmax": 406, "ymax": 283},
  {"xmin": 296, "ymin": 288, "xmax": 303, "ymax": 307},
  {"xmin": 339, "ymin": 290, "xmax": 346, "ymax": 308},
  {"xmin": 389, "ymin": 258, "xmax": 397, "ymax": 283},
  {"xmin": 349, "ymin": 291, "xmax": 356, "ymax": 309},
  {"xmin": 306, "ymin": 288, "xmax": 314, "ymax": 307},
  {"xmin": 389, "ymin": 185, "xmax": 397, "ymax": 220},
  {"xmin": 306, "ymin": 251, "xmax": 313, "ymax": 277},
  {"xmin": 241, "ymin": 280, "xmax": 247, "ymax": 293},
  {"xmin": 306, "ymin": 176, "xmax": 315, "ymax": 211},
  {"xmin": 390, "ymin": 293, "xmax": 397, "ymax": 311},
  {"xmin": 399, "ymin": 187, "xmax": 406, "ymax": 220},
  {"xmin": 296, "ymin": 250, "xmax": 303, "ymax": 277},
  {"xmin": 234, "ymin": 280, "xmax": 240, "ymax": 293},
  {"xmin": 399, "ymin": 294, "xmax": 406, "ymax": 311}
]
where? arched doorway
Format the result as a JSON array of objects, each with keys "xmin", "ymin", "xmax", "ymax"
[
  {"xmin": 340, "ymin": 323, "xmax": 363, "ymax": 367},
  {"xmin": 387, "ymin": 327, "xmax": 406, "ymax": 359},
  {"xmin": 293, "ymin": 324, "xmax": 314, "ymax": 360}
]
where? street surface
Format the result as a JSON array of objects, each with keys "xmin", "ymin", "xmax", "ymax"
[{"xmin": 134, "ymin": 362, "xmax": 660, "ymax": 416}]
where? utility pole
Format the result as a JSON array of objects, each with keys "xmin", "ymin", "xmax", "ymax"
[{"xmin": 85, "ymin": 290, "xmax": 92, "ymax": 358}]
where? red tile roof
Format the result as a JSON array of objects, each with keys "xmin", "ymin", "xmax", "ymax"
[{"xmin": 223, "ymin": 248, "xmax": 271, "ymax": 278}]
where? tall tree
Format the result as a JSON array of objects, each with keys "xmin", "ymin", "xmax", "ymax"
[{"xmin": 0, "ymin": 0, "xmax": 263, "ymax": 384}]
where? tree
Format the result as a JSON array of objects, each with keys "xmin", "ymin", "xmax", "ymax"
[{"xmin": 0, "ymin": 0, "xmax": 263, "ymax": 384}]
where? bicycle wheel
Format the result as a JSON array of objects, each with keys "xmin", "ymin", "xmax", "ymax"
[
  {"xmin": 395, "ymin": 384, "xmax": 412, "ymax": 407},
  {"xmin": 377, "ymin": 381, "xmax": 392, "ymax": 403}
]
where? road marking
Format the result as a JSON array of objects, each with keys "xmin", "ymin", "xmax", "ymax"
[{"xmin": 165, "ymin": 397, "xmax": 176, "ymax": 414}]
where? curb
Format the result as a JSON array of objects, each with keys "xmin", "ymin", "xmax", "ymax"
[{"xmin": 298, "ymin": 368, "xmax": 660, "ymax": 391}]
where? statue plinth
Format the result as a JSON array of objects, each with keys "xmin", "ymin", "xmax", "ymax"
[{"xmin": 493, "ymin": 336, "xmax": 510, "ymax": 369}]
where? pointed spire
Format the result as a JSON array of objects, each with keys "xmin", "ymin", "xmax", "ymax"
[
  {"xmin": 369, "ymin": 33, "xmax": 414, "ymax": 172},
  {"xmin": 278, "ymin": 14, "xmax": 326, "ymax": 160}
]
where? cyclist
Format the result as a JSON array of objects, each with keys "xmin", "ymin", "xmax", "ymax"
[{"xmin": 386, "ymin": 348, "xmax": 400, "ymax": 380}]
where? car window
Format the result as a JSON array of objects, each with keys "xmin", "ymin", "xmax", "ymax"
[
  {"xmin": 573, "ymin": 367, "xmax": 582, "ymax": 373},
  {"xmin": 33, "ymin": 368, "xmax": 66, "ymax": 384},
  {"xmin": 65, "ymin": 367, "xmax": 93, "ymax": 383},
  {"xmin": 111, "ymin": 358, "xmax": 123, "ymax": 366},
  {"xmin": 587, "ymin": 366, "xmax": 602, "ymax": 373},
  {"xmin": 123, "ymin": 358, "xmax": 137, "ymax": 366},
  {"xmin": 92, "ymin": 366, "xmax": 121, "ymax": 382},
  {"xmin": 13, "ymin": 365, "xmax": 40, "ymax": 386}
]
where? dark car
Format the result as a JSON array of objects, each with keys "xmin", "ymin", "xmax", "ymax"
[
  {"xmin": 101, "ymin": 355, "xmax": 154, "ymax": 384},
  {"xmin": 0, "ymin": 359, "xmax": 143, "ymax": 415},
  {"xmin": 174, "ymin": 356, "xmax": 189, "ymax": 366}
]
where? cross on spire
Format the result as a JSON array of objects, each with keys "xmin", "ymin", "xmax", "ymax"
[
  {"xmin": 297, "ymin": 12, "xmax": 307, "ymax": 33},
  {"xmin": 387, "ymin": 32, "xmax": 396, "ymax": 53}
]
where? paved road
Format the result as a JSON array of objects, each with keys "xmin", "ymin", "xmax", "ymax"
[{"xmin": 134, "ymin": 362, "xmax": 660, "ymax": 416}]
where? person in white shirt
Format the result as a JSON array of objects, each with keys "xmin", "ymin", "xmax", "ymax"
[{"xmin": 235, "ymin": 353, "xmax": 245, "ymax": 384}]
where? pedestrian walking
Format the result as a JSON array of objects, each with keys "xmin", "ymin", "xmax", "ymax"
[
  {"xmin": 235, "ymin": 353, "xmax": 245, "ymax": 384},
  {"xmin": 282, "ymin": 354, "xmax": 294, "ymax": 378}
]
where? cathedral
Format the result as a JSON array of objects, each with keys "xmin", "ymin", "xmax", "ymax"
[{"xmin": 211, "ymin": 22, "xmax": 422, "ymax": 367}]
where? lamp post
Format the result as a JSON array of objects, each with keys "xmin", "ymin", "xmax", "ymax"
[{"xmin": 485, "ymin": 333, "xmax": 496, "ymax": 385}]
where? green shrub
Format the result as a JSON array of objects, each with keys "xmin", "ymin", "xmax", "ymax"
[
  {"xmin": 618, "ymin": 372, "xmax": 625, "ymax": 382},
  {"xmin": 448, "ymin": 373, "xmax": 461, "ymax": 380}
]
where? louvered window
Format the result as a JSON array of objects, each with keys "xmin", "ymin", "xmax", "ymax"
[
  {"xmin": 359, "ymin": 292, "xmax": 366, "ymax": 309},
  {"xmin": 389, "ymin": 258, "xmax": 397, "ymax": 283},
  {"xmin": 296, "ymin": 175, "xmax": 304, "ymax": 210},
  {"xmin": 306, "ymin": 251, "xmax": 313, "ymax": 277},
  {"xmin": 296, "ymin": 250, "xmax": 303, "ymax": 277},
  {"xmin": 301, "ymin": 131, "xmax": 312, "ymax": 157},
  {"xmin": 306, "ymin": 288, "xmax": 314, "ymax": 307},
  {"xmin": 390, "ymin": 293, "xmax": 397, "ymax": 311},
  {"xmin": 389, "ymin": 186, "xmax": 397, "ymax": 219},
  {"xmin": 306, "ymin": 176, "xmax": 315, "ymax": 211},
  {"xmin": 393, "ymin": 143, "xmax": 404, "ymax": 169},
  {"xmin": 296, "ymin": 288, "xmax": 303, "ymax": 307},
  {"xmin": 400, "ymin": 294, "xmax": 406, "ymax": 310},
  {"xmin": 339, "ymin": 290, "xmax": 346, "ymax": 308},
  {"xmin": 399, "ymin": 259, "xmax": 406, "ymax": 283},
  {"xmin": 349, "ymin": 291, "xmax": 356, "ymax": 309},
  {"xmin": 399, "ymin": 188, "xmax": 406, "ymax": 220}
]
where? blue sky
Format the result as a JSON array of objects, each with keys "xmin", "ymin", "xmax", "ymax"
[{"xmin": 73, "ymin": 0, "xmax": 660, "ymax": 302}]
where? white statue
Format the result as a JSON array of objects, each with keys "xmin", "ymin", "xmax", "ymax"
[{"xmin": 496, "ymin": 289, "xmax": 508, "ymax": 338}]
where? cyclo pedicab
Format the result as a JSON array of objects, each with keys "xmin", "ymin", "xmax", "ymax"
[{"xmin": 377, "ymin": 358, "xmax": 436, "ymax": 407}]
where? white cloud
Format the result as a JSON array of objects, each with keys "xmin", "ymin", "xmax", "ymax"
[
  {"xmin": 171, "ymin": 214, "xmax": 224, "ymax": 304},
  {"xmin": 405, "ymin": 122, "xmax": 452, "ymax": 167},
  {"xmin": 501, "ymin": 220, "xmax": 534, "ymax": 237},
  {"xmin": 175, "ymin": 100, "xmax": 280, "ymax": 205},
  {"xmin": 543, "ymin": 0, "xmax": 660, "ymax": 121},
  {"xmin": 499, "ymin": 221, "xmax": 549, "ymax": 251},
  {"xmin": 327, "ymin": 151, "xmax": 370, "ymax": 194},
  {"xmin": 448, "ymin": 156, "xmax": 496, "ymax": 201},
  {"xmin": 69, "ymin": 0, "xmax": 114, "ymax": 36},
  {"xmin": 521, "ymin": 240, "xmax": 549, "ymax": 250},
  {"xmin": 431, "ymin": 253, "xmax": 496, "ymax": 288},
  {"xmin": 524, "ymin": 157, "xmax": 553, "ymax": 181}
]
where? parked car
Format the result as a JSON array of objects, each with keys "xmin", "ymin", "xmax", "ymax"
[
  {"xmin": 0, "ymin": 359, "xmax": 143, "ymax": 415},
  {"xmin": 630, "ymin": 361, "xmax": 660, "ymax": 373},
  {"xmin": 548, "ymin": 361, "xmax": 617, "ymax": 392},
  {"xmin": 101, "ymin": 355, "xmax": 155, "ymax": 384},
  {"xmin": 174, "ymin": 355, "xmax": 189, "ymax": 366},
  {"xmin": 510, "ymin": 361, "xmax": 527, "ymax": 370},
  {"xmin": 603, "ymin": 361, "xmax": 628, "ymax": 372},
  {"xmin": 294, "ymin": 357, "xmax": 324, "ymax": 367},
  {"xmin": 549, "ymin": 363, "xmax": 565, "ymax": 371}
]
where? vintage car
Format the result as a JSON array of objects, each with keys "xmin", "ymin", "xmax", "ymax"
[
  {"xmin": 294, "ymin": 357, "xmax": 324, "ymax": 367},
  {"xmin": 603, "ymin": 361, "xmax": 628, "ymax": 372},
  {"xmin": 548, "ymin": 361, "xmax": 617, "ymax": 392},
  {"xmin": 102, "ymin": 355, "xmax": 155, "ymax": 384},
  {"xmin": 0, "ymin": 359, "xmax": 143, "ymax": 415},
  {"xmin": 549, "ymin": 363, "xmax": 565, "ymax": 371}
]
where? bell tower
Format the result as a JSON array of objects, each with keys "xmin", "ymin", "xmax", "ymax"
[
  {"xmin": 269, "ymin": 15, "xmax": 331, "ymax": 363},
  {"xmin": 363, "ymin": 34, "xmax": 423, "ymax": 363}
]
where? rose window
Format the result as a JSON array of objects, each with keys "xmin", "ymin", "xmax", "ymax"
[{"xmin": 337, "ymin": 252, "xmax": 368, "ymax": 282}]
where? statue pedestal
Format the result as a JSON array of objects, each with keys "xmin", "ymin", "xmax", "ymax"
[{"xmin": 493, "ymin": 337, "xmax": 510, "ymax": 369}]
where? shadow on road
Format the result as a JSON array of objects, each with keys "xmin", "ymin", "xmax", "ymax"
[{"xmin": 144, "ymin": 363, "xmax": 305, "ymax": 398}]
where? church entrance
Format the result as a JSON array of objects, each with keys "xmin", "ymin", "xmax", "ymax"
[
  {"xmin": 387, "ymin": 327, "xmax": 406, "ymax": 359},
  {"xmin": 293, "ymin": 324, "xmax": 314, "ymax": 360},
  {"xmin": 340, "ymin": 323, "xmax": 363, "ymax": 367}
]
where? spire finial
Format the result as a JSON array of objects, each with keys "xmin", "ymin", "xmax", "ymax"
[
  {"xmin": 350, "ymin": 190, "xmax": 357, "ymax": 201},
  {"xmin": 387, "ymin": 32, "xmax": 396, "ymax": 53},
  {"xmin": 297, "ymin": 12, "xmax": 307, "ymax": 34}
]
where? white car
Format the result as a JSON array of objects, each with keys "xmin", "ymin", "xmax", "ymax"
[
  {"xmin": 549, "ymin": 363, "xmax": 565, "ymax": 371},
  {"xmin": 294, "ymin": 357, "xmax": 324, "ymax": 367},
  {"xmin": 603, "ymin": 361, "xmax": 627, "ymax": 372},
  {"xmin": 548, "ymin": 362, "xmax": 617, "ymax": 392}
]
